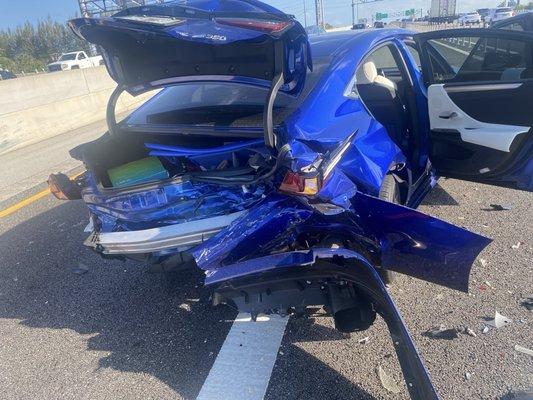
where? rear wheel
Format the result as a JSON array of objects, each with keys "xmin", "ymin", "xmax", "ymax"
[{"xmin": 377, "ymin": 174, "xmax": 401, "ymax": 285}]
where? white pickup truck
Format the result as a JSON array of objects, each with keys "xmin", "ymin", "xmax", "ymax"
[{"xmin": 47, "ymin": 51, "xmax": 104, "ymax": 72}]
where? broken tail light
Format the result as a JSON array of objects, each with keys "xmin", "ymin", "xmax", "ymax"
[
  {"xmin": 279, "ymin": 132, "xmax": 357, "ymax": 197},
  {"xmin": 279, "ymin": 172, "xmax": 320, "ymax": 195},
  {"xmin": 214, "ymin": 18, "xmax": 292, "ymax": 33}
]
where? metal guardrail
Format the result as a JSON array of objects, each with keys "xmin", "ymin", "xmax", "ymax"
[{"xmin": 395, "ymin": 21, "xmax": 489, "ymax": 32}]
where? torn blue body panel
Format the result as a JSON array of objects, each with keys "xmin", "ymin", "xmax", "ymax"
[
  {"xmin": 82, "ymin": 179, "xmax": 266, "ymax": 232},
  {"xmin": 194, "ymin": 193, "xmax": 491, "ymax": 292}
]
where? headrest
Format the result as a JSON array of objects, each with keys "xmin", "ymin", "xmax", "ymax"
[{"xmin": 362, "ymin": 61, "xmax": 378, "ymax": 82}]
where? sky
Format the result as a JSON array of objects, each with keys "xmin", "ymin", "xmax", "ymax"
[{"xmin": 1, "ymin": 0, "xmax": 506, "ymax": 31}]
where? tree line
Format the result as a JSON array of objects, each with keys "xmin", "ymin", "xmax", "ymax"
[{"xmin": 0, "ymin": 18, "xmax": 90, "ymax": 74}]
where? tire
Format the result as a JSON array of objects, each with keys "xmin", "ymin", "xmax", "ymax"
[
  {"xmin": 377, "ymin": 174, "xmax": 401, "ymax": 285},
  {"xmin": 379, "ymin": 173, "xmax": 401, "ymax": 204}
]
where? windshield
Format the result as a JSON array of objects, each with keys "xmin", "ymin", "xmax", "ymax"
[
  {"xmin": 59, "ymin": 53, "xmax": 77, "ymax": 61},
  {"xmin": 497, "ymin": 8, "xmax": 512, "ymax": 13},
  {"xmin": 125, "ymin": 56, "xmax": 331, "ymax": 130}
]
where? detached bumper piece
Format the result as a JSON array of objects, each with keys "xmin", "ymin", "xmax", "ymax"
[
  {"xmin": 84, "ymin": 211, "xmax": 245, "ymax": 255},
  {"xmin": 212, "ymin": 250, "xmax": 440, "ymax": 400}
]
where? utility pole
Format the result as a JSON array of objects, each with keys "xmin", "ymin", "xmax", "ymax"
[
  {"xmin": 315, "ymin": 0, "xmax": 324, "ymax": 28},
  {"xmin": 303, "ymin": 0, "xmax": 308, "ymax": 27}
]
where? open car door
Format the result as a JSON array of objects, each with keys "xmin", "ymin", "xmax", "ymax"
[{"xmin": 415, "ymin": 29, "xmax": 533, "ymax": 191}]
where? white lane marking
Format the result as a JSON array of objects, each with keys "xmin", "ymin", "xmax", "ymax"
[{"xmin": 197, "ymin": 313, "xmax": 288, "ymax": 400}]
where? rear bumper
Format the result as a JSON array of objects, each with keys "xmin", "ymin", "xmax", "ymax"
[{"xmin": 84, "ymin": 211, "xmax": 245, "ymax": 255}]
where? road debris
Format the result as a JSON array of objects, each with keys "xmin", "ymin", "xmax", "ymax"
[
  {"xmin": 514, "ymin": 345, "xmax": 533, "ymax": 357},
  {"xmin": 488, "ymin": 204, "xmax": 512, "ymax": 211},
  {"xmin": 511, "ymin": 242, "xmax": 523, "ymax": 250},
  {"xmin": 376, "ymin": 366, "xmax": 401, "ymax": 394},
  {"xmin": 478, "ymin": 258, "xmax": 488, "ymax": 267},
  {"xmin": 482, "ymin": 326, "xmax": 490, "ymax": 334},
  {"xmin": 465, "ymin": 372, "xmax": 472, "ymax": 381},
  {"xmin": 486, "ymin": 311, "xmax": 512, "ymax": 329},
  {"xmin": 462, "ymin": 327, "xmax": 477, "ymax": 338},
  {"xmin": 520, "ymin": 297, "xmax": 533, "ymax": 312},
  {"xmin": 71, "ymin": 262, "xmax": 89, "ymax": 275},
  {"xmin": 358, "ymin": 336, "xmax": 370, "ymax": 344},
  {"xmin": 422, "ymin": 325, "xmax": 459, "ymax": 340}
]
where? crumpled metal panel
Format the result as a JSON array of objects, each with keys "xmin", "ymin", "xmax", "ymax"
[
  {"xmin": 193, "ymin": 193, "xmax": 490, "ymax": 292},
  {"xmin": 83, "ymin": 179, "xmax": 266, "ymax": 232}
]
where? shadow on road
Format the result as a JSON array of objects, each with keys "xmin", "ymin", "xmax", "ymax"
[
  {"xmin": 420, "ymin": 182, "xmax": 459, "ymax": 206},
  {"xmin": 0, "ymin": 201, "xmax": 374, "ymax": 399}
]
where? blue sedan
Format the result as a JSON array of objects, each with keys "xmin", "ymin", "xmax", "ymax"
[{"xmin": 48, "ymin": 1, "xmax": 533, "ymax": 398}]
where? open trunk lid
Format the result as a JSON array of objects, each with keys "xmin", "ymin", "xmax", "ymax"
[{"xmin": 68, "ymin": 0, "xmax": 311, "ymax": 96}]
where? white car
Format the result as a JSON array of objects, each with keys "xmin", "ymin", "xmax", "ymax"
[
  {"xmin": 47, "ymin": 51, "xmax": 103, "ymax": 72},
  {"xmin": 458, "ymin": 12, "xmax": 482, "ymax": 25},
  {"xmin": 488, "ymin": 7, "xmax": 515, "ymax": 24}
]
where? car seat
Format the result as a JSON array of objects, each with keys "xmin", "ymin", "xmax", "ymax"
[{"xmin": 356, "ymin": 61, "xmax": 408, "ymax": 149}]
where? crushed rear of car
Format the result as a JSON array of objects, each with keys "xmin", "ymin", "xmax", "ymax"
[{"xmin": 47, "ymin": 2, "xmax": 497, "ymax": 398}]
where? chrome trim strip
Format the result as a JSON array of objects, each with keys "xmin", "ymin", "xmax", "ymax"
[
  {"xmin": 445, "ymin": 83, "xmax": 522, "ymax": 93},
  {"xmin": 84, "ymin": 211, "xmax": 245, "ymax": 254}
]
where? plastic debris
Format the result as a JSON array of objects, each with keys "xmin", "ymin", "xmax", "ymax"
[
  {"xmin": 488, "ymin": 204, "xmax": 512, "ymax": 211},
  {"xmin": 463, "ymin": 327, "xmax": 477, "ymax": 338},
  {"xmin": 376, "ymin": 366, "xmax": 401, "ymax": 394},
  {"xmin": 482, "ymin": 326, "xmax": 490, "ymax": 334},
  {"xmin": 478, "ymin": 258, "xmax": 488, "ymax": 267},
  {"xmin": 511, "ymin": 242, "xmax": 523, "ymax": 250},
  {"xmin": 422, "ymin": 325, "xmax": 459, "ymax": 340},
  {"xmin": 465, "ymin": 372, "xmax": 472, "ymax": 381},
  {"xmin": 487, "ymin": 311, "xmax": 512, "ymax": 329},
  {"xmin": 520, "ymin": 297, "xmax": 533, "ymax": 312},
  {"xmin": 358, "ymin": 336, "xmax": 370, "ymax": 344},
  {"xmin": 514, "ymin": 345, "xmax": 533, "ymax": 357},
  {"xmin": 71, "ymin": 262, "xmax": 89, "ymax": 275}
]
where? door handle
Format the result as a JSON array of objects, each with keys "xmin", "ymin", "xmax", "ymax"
[{"xmin": 438, "ymin": 112, "xmax": 458, "ymax": 119}]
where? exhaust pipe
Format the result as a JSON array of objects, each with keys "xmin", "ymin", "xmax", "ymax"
[{"xmin": 327, "ymin": 283, "xmax": 376, "ymax": 333}]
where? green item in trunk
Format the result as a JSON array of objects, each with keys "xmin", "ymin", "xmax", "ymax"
[{"xmin": 108, "ymin": 157, "xmax": 169, "ymax": 188}]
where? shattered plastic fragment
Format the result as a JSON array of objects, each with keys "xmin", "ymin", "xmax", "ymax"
[
  {"xmin": 376, "ymin": 366, "xmax": 401, "ymax": 394},
  {"xmin": 482, "ymin": 326, "xmax": 490, "ymax": 334},
  {"xmin": 422, "ymin": 325, "xmax": 459, "ymax": 340},
  {"xmin": 71, "ymin": 262, "xmax": 89, "ymax": 275},
  {"xmin": 520, "ymin": 297, "xmax": 533, "ymax": 312},
  {"xmin": 463, "ymin": 327, "xmax": 477, "ymax": 338},
  {"xmin": 514, "ymin": 345, "xmax": 533, "ymax": 357},
  {"xmin": 465, "ymin": 372, "xmax": 472, "ymax": 381},
  {"xmin": 487, "ymin": 311, "xmax": 512, "ymax": 329},
  {"xmin": 488, "ymin": 204, "xmax": 512, "ymax": 211},
  {"xmin": 478, "ymin": 258, "xmax": 488, "ymax": 267},
  {"xmin": 358, "ymin": 336, "xmax": 370, "ymax": 344},
  {"xmin": 511, "ymin": 242, "xmax": 523, "ymax": 250}
]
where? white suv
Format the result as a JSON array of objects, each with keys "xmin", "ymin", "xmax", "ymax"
[
  {"xmin": 488, "ymin": 7, "xmax": 515, "ymax": 24},
  {"xmin": 458, "ymin": 12, "xmax": 482, "ymax": 25}
]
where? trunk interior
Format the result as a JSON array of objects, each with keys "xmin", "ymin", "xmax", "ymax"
[{"xmin": 73, "ymin": 131, "xmax": 268, "ymax": 189}]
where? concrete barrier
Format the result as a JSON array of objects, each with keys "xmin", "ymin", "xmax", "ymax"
[{"xmin": 0, "ymin": 66, "xmax": 154, "ymax": 154}]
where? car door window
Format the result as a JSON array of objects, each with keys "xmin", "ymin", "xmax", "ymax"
[
  {"xmin": 403, "ymin": 41, "xmax": 422, "ymax": 70},
  {"xmin": 78, "ymin": 53, "xmax": 86, "ymax": 60},
  {"xmin": 425, "ymin": 35, "xmax": 532, "ymax": 83}
]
